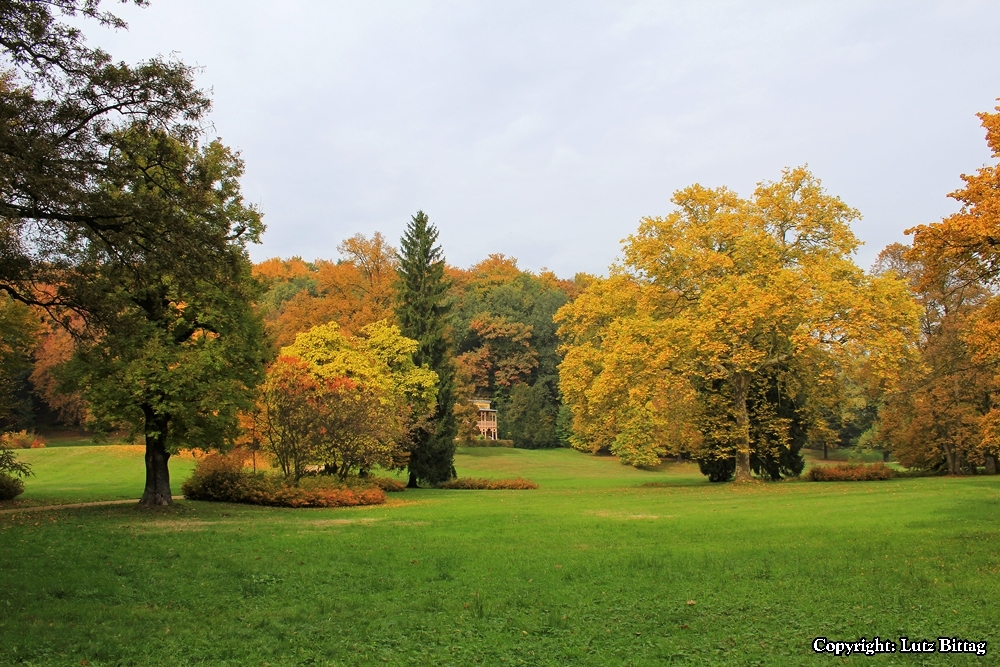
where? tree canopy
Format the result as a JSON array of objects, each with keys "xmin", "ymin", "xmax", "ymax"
[
  {"xmin": 259, "ymin": 320, "xmax": 437, "ymax": 482},
  {"xmin": 0, "ymin": 0, "xmax": 217, "ymax": 324},
  {"xmin": 63, "ymin": 131, "xmax": 267, "ymax": 505},
  {"xmin": 873, "ymin": 102, "xmax": 1000, "ymax": 474},
  {"xmin": 558, "ymin": 167, "xmax": 919, "ymax": 479}
]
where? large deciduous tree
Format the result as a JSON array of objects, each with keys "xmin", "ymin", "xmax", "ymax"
[
  {"xmin": 394, "ymin": 211, "xmax": 457, "ymax": 486},
  {"xmin": 0, "ymin": 2, "xmax": 266, "ymax": 505},
  {"xmin": 558, "ymin": 167, "xmax": 919, "ymax": 480},
  {"xmin": 64, "ymin": 132, "xmax": 266, "ymax": 506},
  {"xmin": 878, "ymin": 101, "xmax": 1000, "ymax": 473},
  {"xmin": 908, "ymin": 102, "xmax": 1000, "ymax": 287},
  {"xmin": 0, "ymin": 0, "xmax": 210, "ymax": 319}
]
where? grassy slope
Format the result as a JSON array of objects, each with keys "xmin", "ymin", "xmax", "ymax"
[{"xmin": 1, "ymin": 447, "xmax": 998, "ymax": 666}]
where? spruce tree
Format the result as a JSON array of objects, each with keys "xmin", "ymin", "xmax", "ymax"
[{"xmin": 395, "ymin": 211, "xmax": 457, "ymax": 486}]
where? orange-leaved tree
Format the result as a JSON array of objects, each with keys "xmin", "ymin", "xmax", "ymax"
[
  {"xmin": 254, "ymin": 355, "xmax": 404, "ymax": 483},
  {"xmin": 254, "ymin": 232, "xmax": 398, "ymax": 348},
  {"xmin": 890, "ymin": 101, "xmax": 1000, "ymax": 472},
  {"xmin": 869, "ymin": 244, "xmax": 992, "ymax": 473},
  {"xmin": 457, "ymin": 314, "xmax": 538, "ymax": 396},
  {"xmin": 253, "ymin": 356, "xmax": 327, "ymax": 483}
]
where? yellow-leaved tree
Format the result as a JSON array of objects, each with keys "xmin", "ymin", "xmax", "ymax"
[
  {"xmin": 558, "ymin": 167, "xmax": 919, "ymax": 480},
  {"xmin": 250, "ymin": 319, "xmax": 438, "ymax": 482}
]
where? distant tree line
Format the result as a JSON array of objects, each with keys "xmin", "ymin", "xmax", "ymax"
[{"xmin": 251, "ymin": 226, "xmax": 591, "ymax": 455}]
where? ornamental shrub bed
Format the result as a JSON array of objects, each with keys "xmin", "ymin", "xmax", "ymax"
[
  {"xmin": 457, "ymin": 438, "xmax": 515, "ymax": 448},
  {"xmin": 363, "ymin": 476, "xmax": 406, "ymax": 492},
  {"xmin": 807, "ymin": 462, "xmax": 896, "ymax": 481},
  {"xmin": 436, "ymin": 476, "xmax": 538, "ymax": 490},
  {"xmin": 181, "ymin": 453, "xmax": 386, "ymax": 507},
  {"xmin": 0, "ymin": 430, "xmax": 46, "ymax": 449}
]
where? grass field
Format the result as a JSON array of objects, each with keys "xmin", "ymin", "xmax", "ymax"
[
  {"xmin": 5, "ymin": 446, "xmax": 196, "ymax": 507},
  {"xmin": 1, "ymin": 446, "xmax": 998, "ymax": 666}
]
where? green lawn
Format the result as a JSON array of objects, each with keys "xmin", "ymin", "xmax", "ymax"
[
  {"xmin": 7, "ymin": 446, "xmax": 196, "ymax": 506},
  {"xmin": 1, "ymin": 446, "xmax": 998, "ymax": 666}
]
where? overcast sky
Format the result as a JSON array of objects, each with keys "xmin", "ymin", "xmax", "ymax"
[{"xmin": 84, "ymin": 1, "xmax": 1000, "ymax": 276}]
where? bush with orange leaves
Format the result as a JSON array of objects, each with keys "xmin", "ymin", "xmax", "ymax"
[
  {"xmin": 0, "ymin": 430, "xmax": 46, "ymax": 449},
  {"xmin": 807, "ymin": 462, "xmax": 895, "ymax": 482},
  {"xmin": 181, "ymin": 451, "xmax": 386, "ymax": 508},
  {"xmin": 436, "ymin": 477, "xmax": 538, "ymax": 490}
]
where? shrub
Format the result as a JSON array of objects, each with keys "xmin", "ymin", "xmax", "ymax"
[
  {"xmin": 362, "ymin": 476, "xmax": 407, "ymax": 493},
  {"xmin": 0, "ymin": 473, "xmax": 25, "ymax": 500},
  {"xmin": 181, "ymin": 452, "xmax": 386, "ymax": 507},
  {"xmin": 243, "ymin": 483, "xmax": 385, "ymax": 508},
  {"xmin": 0, "ymin": 430, "xmax": 45, "ymax": 449},
  {"xmin": 697, "ymin": 456, "xmax": 735, "ymax": 483},
  {"xmin": 457, "ymin": 438, "xmax": 515, "ymax": 448},
  {"xmin": 807, "ymin": 462, "xmax": 896, "ymax": 481},
  {"xmin": 180, "ymin": 452, "xmax": 250, "ymax": 502},
  {"xmin": 436, "ymin": 477, "xmax": 538, "ymax": 490},
  {"xmin": 893, "ymin": 468, "xmax": 941, "ymax": 479}
]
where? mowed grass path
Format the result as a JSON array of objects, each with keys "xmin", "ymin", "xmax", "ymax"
[{"xmin": 1, "ymin": 447, "xmax": 999, "ymax": 666}]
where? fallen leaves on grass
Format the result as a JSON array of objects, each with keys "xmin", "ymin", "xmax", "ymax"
[{"xmin": 435, "ymin": 477, "xmax": 538, "ymax": 490}]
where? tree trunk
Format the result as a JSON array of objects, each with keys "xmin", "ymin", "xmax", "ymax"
[
  {"xmin": 823, "ymin": 443, "xmax": 828, "ymax": 460},
  {"xmin": 407, "ymin": 470, "xmax": 419, "ymax": 489},
  {"xmin": 732, "ymin": 372, "xmax": 752, "ymax": 482},
  {"xmin": 140, "ymin": 408, "xmax": 172, "ymax": 507},
  {"xmin": 882, "ymin": 450, "xmax": 890, "ymax": 463},
  {"xmin": 942, "ymin": 442, "xmax": 959, "ymax": 476},
  {"xmin": 986, "ymin": 455, "xmax": 997, "ymax": 475}
]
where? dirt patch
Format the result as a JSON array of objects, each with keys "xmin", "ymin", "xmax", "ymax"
[
  {"xmin": 0, "ymin": 498, "xmax": 167, "ymax": 515},
  {"xmin": 389, "ymin": 520, "xmax": 431, "ymax": 526},
  {"xmin": 589, "ymin": 510, "xmax": 666, "ymax": 520},
  {"xmin": 128, "ymin": 519, "xmax": 220, "ymax": 532},
  {"xmin": 380, "ymin": 498, "xmax": 428, "ymax": 509},
  {"xmin": 103, "ymin": 445, "xmax": 146, "ymax": 455}
]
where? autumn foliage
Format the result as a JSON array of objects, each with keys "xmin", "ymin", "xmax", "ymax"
[
  {"xmin": 557, "ymin": 167, "xmax": 918, "ymax": 480},
  {"xmin": 0, "ymin": 430, "xmax": 46, "ymax": 449},
  {"xmin": 246, "ymin": 320, "xmax": 436, "ymax": 484},
  {"xmin": 254, "ymin": 233, "xmax": 398, "ymax": 348},
  {"xmin": 180, "ymin": 451, "xmax": 387, "ymax": 508},
  {"xmin": 435, "ymin": 477, "xmax": 538, "ymax": 490},
  {"xmin": 807, "ymin": 462, "xmax": 896, "ymax": 482},
  {"xmin": 873, "ymin": 102, "xmax": 1000, "ymax": 474}
]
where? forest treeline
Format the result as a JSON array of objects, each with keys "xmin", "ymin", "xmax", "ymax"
[
  {"xmin": 250, "ymin": 238, "xmax": 587, "ymax": 450},
  {"xmin": 3, "ymin": 3, "xmax": 1000, "ymax": 499},
  {"xmin": 7, "ymin": 108, "xmax": 1000, "ymax": 484}
]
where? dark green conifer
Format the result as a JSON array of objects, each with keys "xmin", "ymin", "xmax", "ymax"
[{"xmin": 395, "ymin": 211, "xmax": 457, "ymax": 486}]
